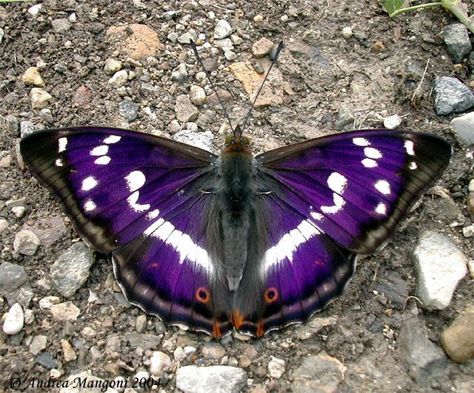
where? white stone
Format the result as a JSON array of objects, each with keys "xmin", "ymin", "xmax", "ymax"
[
  {"xmin": 13, "ymin": 229, "xmax": 40, "ymax": 255},
  {"xmin": 39, "ymin": 296, "xmax": 61, "ymax": 310},
  {"xmin": 30, "ymin": 88, "xmax": 53, "ymax": 109},
  {"xmin": 451, "ymin": 111, "xmax": 474, "ymax": 145},
  {"xmin": 189, "ymin": 85, "xmax": 206, "ymax": 106},
  {"xmin": 414, "ymin": 231, "xmax": 468, "ymax": 310},
  {"xmin": 28, "ymin": 4, "xmax": 42, "ymax": 16},
  {"xmin": 149, "ymin": 351, "xmax": 171, "ymax": 376},
  {"xmin": 268, "ymin": 356, "xmax": 285, "ymax": 379},
  {"xmin": 214, "ymin": 19, "xmax": 232, "ymax": 39},
  {"xmin": 3, "ymin": 303, "xmax": 24, "ymax": 335},
  {"xmin": 383, "ymin": 114, "xmax": 402, "ymax": 129},
  {"xmin": 108, "ymin": 70, "xmax": 128, "ymax": 87},
  {"xmin": 176, "ymin": 366, "xmax": 246, "ymax": 393},
  {"xmin": 173, "ymin": 130, "xmax": 214, "ymax": 152},
  {"xmin": 468, "ymin": 179, "xmax": 474, "ymax": 192},
  {"xmin": 462, "ymin": 224, "xmax": 474, "ymax": 238},
  {"xmin": 341, "ymin": 26, "xmax": 353, "ymax": 39}
]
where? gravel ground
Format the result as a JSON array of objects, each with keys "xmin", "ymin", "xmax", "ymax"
[{"xmin": 1, "ymin": 1, "xmax": 473, "ymax": 392}]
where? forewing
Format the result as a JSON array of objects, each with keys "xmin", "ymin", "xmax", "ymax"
[
  {"xmin": 20, "ymin": 127, "xmax": 231, "ymax": 336},
  {"xmin": 256, "ymin": 129, "xmax": 452, "ymax": 253}
]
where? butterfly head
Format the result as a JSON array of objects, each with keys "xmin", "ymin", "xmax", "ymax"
[{"xmin": 223, "ymin": 125, "xmax": 252, "ymax": 154}]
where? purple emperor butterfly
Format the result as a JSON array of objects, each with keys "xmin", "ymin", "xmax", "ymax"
[{"xmin": 21, "ymin": 125, "xmax": 451, "ymax": 337}]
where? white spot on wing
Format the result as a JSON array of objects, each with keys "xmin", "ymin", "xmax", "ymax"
[
  {"xmin": 409, "ymin": 161, "xmax": 417, "ymax": 170},
  {"xmin": 125, "ymin": 170, "xmax": 146, "ymax": 192},
  {"xmin": 327, "ymin": 172, "xmax": 347, "ymax": 194},
  {"xmin": 55, "ymin": 158, "xmax": 63, "ymax": 167},
  {"xmin": 361, "ymin": 158, "xmax": 377, "ymax": 168},
  {"xmin": 103, "ymin": 135, "xmax": 121, "ymax": 144},
  {"xmin": 263, "ymin": 220, "xmax": 320, "ymax": 272},
  {"xmin": 90, "ymin": 145, "xmax": 109, "ymax": 156},
  {"xmin": 58, "ymin": 137, "xmax": 68, "ymax": 153},
  {"xmin": 82, "ymin": 176, "xmax": 98, "ymax": 191},
  {"xmin": 144, "ymin": 217, "xmax": 213, "ymax": 272},
  {"xmin": 405, "ymin": 140, "xmax": 415, "ymax": 156},
  {"xmin": 364, "ymin": 147, "xmax": 383, "ymax": 159},
  {"xmin": 94, "ymin": 156, "xmax": 111, "ymax": 165},
  {"xmin": 353, "ymin": 137, "xmax": 370, "ymax": 146},
  {"xmin": 321, "ymin": 193, "xmax": 345, "ymax": 214},
  {"xmin": 127, "ymin": 191, "xmax": 150, "ymax": 212},
  {"xmin": 84, "ymin": 199, "xmax": 96, "ymax": 211},
  {"xmin": 146, "ymin": 209, "xmax": 160, "ymax": 220},
  {"xmin": 375, "ymin": 202, "xmax": 387, "ymax": 215},
  {"xmin": 374, "ymin": 179, "xmax": 391, "ymax": 195},
  {"xmin": 310, "ymin": 211, "xmax": 323, "ymax": 221}
]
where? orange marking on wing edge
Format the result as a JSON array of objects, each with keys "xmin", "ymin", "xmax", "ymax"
[
  {"xmin": 231, "ymin": 310, "xmax": 245, "ymax": 329},
  {"xmin": 256, "ymin": 320, "xmax": 265, "ymax": 337},
  {"xmin": 264, "ymin": 287, "xmax": 279, "ymax": 304},
  {"xmin": 212, "ymin": 320, "xmax": 222, "ymax": 338}
]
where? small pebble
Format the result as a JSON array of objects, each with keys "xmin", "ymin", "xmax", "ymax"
[
  {"xmin": 109, "ymin": 70, "xmax": 128, "ymax": 87},
  {"xmin": 49, "ymin": 301, "xmax": 80, "ymax": 321},
  {"xmin": 342, "ymin": 26, "xmax": 353, "ymax": 39},
  {"xmin": 29, "ymin": 335, "xmax": 47, "ymax": 355},
  {"xmin": 167, "ymin": 32, "xmax": 178, "ymax": 43},
  {"xmin": 189, "ymin": 85, "xmax": 206, "ymax": 106},
  {"xmin": 13, "ymin": 229, "xmax": 40, "ymax": 256},
  {"xmin": 20, "ymin": 121, "xmax": 35, "ymax": 138},
  {"xmin": 214, "ymin": 19, "xmax": 232, "ymax": 39},
  {"xmin": 441, "ymin": 309, "xmax": 474, "ymax": 362},
  {"xmin": 30, "ymin": 88, "xmax": 53, "ymax": 109},
  {"xmin": 22, "ymin": 67, "xmax": 45, "ymax": 87},
  {"xmin": 149, "ymin": 351, "xmax": 171, "ymax": 376},
  {"xmin": 119, "ymin": 100, "xmax": 139, "ymax": 122},
  {"xmin": 3, "ymin": 303, "xmax": 24, "ymax": 335},
  {"xmin": 253, "ymin": 15, "xmax": 264, "ymax": 23},
  {"xmin": 12, "ymin": 206, "xmax": 26, "ymax": 218},
  {"xmin": 224, "ymin": 50, "xmax": 237, "ymax": 61},
  {"xmin": 28, "ymin": 4, "xmax": 42, "ymax": 17},
  {"xmin": 462, "ymin": 224, "xmax": 474, "ymax": 238},
  {"xmin": 104, "ymin": 58, "xmax": 122, "ymax": 75},
  {"xmin": 252, "ymin": 37, "xmax": 274, "ymax": 58},
  {"xmin": 0, "ymin": 218, "xmax": 9, "ymax": 234},
  {"xmin": 268, "ymin": 356, "xmax": 285, "ymax": 379},
  {"xmin": 61, "ymin": 339, "xmax": 77, "ymax": 362},
  {"xmin": 135, "ymin": 315, "xmax": 147, "ymax": 333},
  {"xmin": 383, "ymin": 114, "xmax": 402, "ymax": 129}
]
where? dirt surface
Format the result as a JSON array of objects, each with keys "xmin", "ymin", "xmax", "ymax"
[{"xmin": 0, "ymin": 0, "xmax": 473, "ymax": 392}]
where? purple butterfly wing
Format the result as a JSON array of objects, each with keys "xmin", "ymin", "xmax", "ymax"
[
  {"xmin": 234, "ymin": 130, "xmax": 451, "ymax": 335},
  {"xmin": 20, "ymin": 127, "xmax": 232, "ymax": 336}
]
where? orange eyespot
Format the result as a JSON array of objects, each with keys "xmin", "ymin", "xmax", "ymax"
[
  {"xmin": 264, "ymin": 287, "xmax": 279, "ymax": 304},
  {"xmin": 195, "ymin": 287, "xmax": 210, "ymax": 303}
]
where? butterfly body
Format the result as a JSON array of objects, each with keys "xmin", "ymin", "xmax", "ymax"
[{"xmin": 21, "ymin": 127, "xmax": 452, "ymax": 338}]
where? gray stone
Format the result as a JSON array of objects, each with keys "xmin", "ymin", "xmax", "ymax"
[
  {"xmin": 168, "ymin": 32, "xmax": 178, "ymax": 43},
  {"xmin": 51, "ymin": 18, "xmax": 71, "ymax": 33},
  {"xmin": 5, "ymin": 114, "xmax": 19, "ymax": 133},
  {"xmin": 173, "ymin": 130, "xmax": 214, "ymax": 152},
  {"xmin": 176, "ymin": 366, "xmax": 246, "ymax": 393},
  {"xmin": 13, "ymin": 229, "xmax": 40, "ymax": 255},
  {"xmin": 20, "ymin": 121, "xmax": 35, "ymax": 138},
  {"xmin": 375, "ymin": 270, "xmax": 409, "ymax": 310},
  {"xmin": 433, "ymin": 76, "xmax": 474, "ymax": 116},
  {"xmin": 0, "ymin": 262, "xmax": 28, "ymax": 295},
  {"xmin": 51, "ymin": 242, "xmax": 94, "ymax": 298},
  {"xmin": 125, "ymin": 333, "xmax": 161, "ymax": 350},
  {"xmin": 252, "ymin": 38, "xmax": 275, "ymax": 58},
  {"xmin": 29, "ymin": 335, "xmax": 47, "ymax": 355},
  {"xmin": 224, "ymin": 50, "xmax": 237, "ymax": 61},
  {"xmin": 2, "ymin": 303, "xmax": 24, "ymax": 335},
  {"xmin": 443, "ymin": 24, "xmax": 472, "ymax": 64},
  {"xmin": 295, "ymin": 316, "xmax": 338, "ymax": 340},
  {"xmin": 398, "ymin": 317, "xmax": 447, "ymax": 384},
  {"xmin": 214, "ymin": 19, "xmax": 232, "ymax": 39},
  {"xmin": 414, "ymin": 230, "xmax": 468, "ymax": 310},
  {"xmin": 135, "ymin": 314, "xmax": 147, "ymax": 333},
  {"xmin": 175, "ymin": 95, "xmax": 199, "ymax": 123},
  {"xmin": 451, "ymin": 111, "xmax": 474, "ymax": 145},
  {"xmin": 178, "ymin": 30, "xmax": 197, "ymax": 44},
  {"xmin": 119, "ymin": 100, "xmax": 139, "ymax": 122},
  {"xmin": 292, "ymin": 351, "xmax": 346, "ymax": 393},
  {"xmin": 202, "ymin": 343, "xmax": 226, "ymax": 359},
  {"xmin": 171, "ymin": 63, "xmax": 188, "ymax": 82},
  {"xmin": 35, "ymin": 352, "xmax": 57, "ymax": 369},
  {"xmin": 23, "ymin": 215, "xmax": 67, "ymax": 247}
]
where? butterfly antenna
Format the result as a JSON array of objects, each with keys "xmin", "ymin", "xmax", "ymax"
[
  {"xmin": 190, "ymin": 41, "xmax": 235, "ymax": 133},
  {"xmin": 239, "ymin": 41, "xmax": 284, "ymax": 135}
]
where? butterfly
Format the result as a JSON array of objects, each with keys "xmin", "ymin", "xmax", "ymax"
[{"xmin": 20, "ymin": 125, "xmax": 451, "ymax": 338}]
